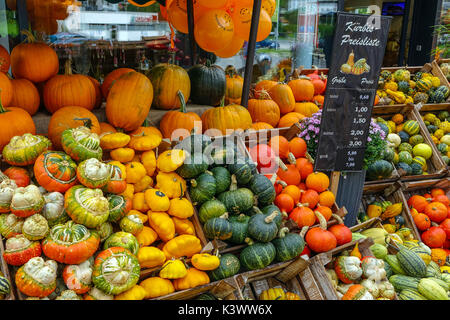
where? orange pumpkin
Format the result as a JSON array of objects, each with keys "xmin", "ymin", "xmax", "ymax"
[
  {"xmin": 48, "ymin": 106, "xmax": 101, "ymax": 150},
  {"xmin": 294, "ymin": 102, "xmax": 319, "ymax": 117},
  {"xmin": 43, "ymin": 60, "xmax": 96, "ymax": 113},
  {"xmin": 318, "ymin": 191, "xmax": 335, "ymax": 207},
  {"xmin": 0, "ymin": 72, "xmax": 13, "ymax": 107},
  {"xmin": 313, "ymin": 95, "xmax": 324, "ymax": 107},
  {"xmin": 249, "ymin": 122, "xmax": 273, "ymax": 131},
  {"xmin": 0, "ymin": 103, "xmax": 36, "ymax": 152},
  {"xmin": 277, "ymin": 164, "xmax": 301, "ymax": 186},
  {"xmin": 0, "ymin": 44, "xmax": 10, "ymax": 73},
  {"xmin": 87, "ymin": 76, "xmax": 102, "ymax": 109},
  {"xmin": 168, "ymin": 0, "xmax": 208, "ymax": 34},
  {"xmin": 305, "ymin": 212, "xmax": 337, "ymax": 253},
  {"xmin": 289, "ymin": 204, "xmax": 315, "ymax": 228},
  {"xmin": 231, "ymin": 4, "xmax": 272, "ymax": 42},
  {"xmin": 300, "ymin": 189, "xmax": 319, "ymax": 209},
  {"xmin": 305, "ymin": 172, "xmax": 330, "ymax": 193},
  {"xmin": 201, "ymin": 103, "xmax": 252, "ymax": 136},
  {"xmin": 10, "ymin": 31, "xmax": 59, "ymax": 83},
  {"xmin": 159, "ymin": 91, "xmax": 202, "ymax": 140},
  {"xmin": 106, "ymin": 71, "xmax": 154, "ymax": 132},
  {"xmin": 247, "ymin": 90, "xmax": 280, "ymax": 127},
  {"xmin": 101, "ymin": 68, "xmax": 135, "ymax": 99},
  {"xmin": 296, "ymin": 157, "xmax": 313, "ymax": 180},
  {"xmin": 269, "ymin": 83, "xmax": 295, "ymax": 115},
  {"xmin": 99, "ymin": 122, "xmax": 117, "ymax": 134},
  {"xmin": 277, "ymin": 112, "xmax": 305, "ymax": 128},
  {"xmin": 413, "ymin": 213, "xmax": 431, "ymax": 231},
  {"xmin": 9, "ymin": 78, "xmax": 40, "ymax": 115},
  {"xmin": 289, "ymin": 137, "xmax": 307, "ymax": 158},
  {"xmin": 225, "ymin": 66, "xmax": 243, "ymax": 105},
  {"xmin": 281, "ymin": 185, "xmax": 302, "ymax": 204},
  {"xmin": 254, "ymin": 80, "xmax": 277, "ymax": 98},
  {"xmin": 269, "ymin": 135, "xmax": 290, "ymax": 159},
  {"xmin": 215, "ymin": 36, "xmax": 244, "ymax": 58},
  {"xmin": 288, "ymin": 75, "xmax": 315, "ymax": 102}
]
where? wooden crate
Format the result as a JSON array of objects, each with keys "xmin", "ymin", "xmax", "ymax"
[
  {"xmin": 232, "ymin": 256, "xmax": 324, "ymax": 300},
  {"xmin": 372, "ymin": 104, "xmax": 447, "ymax": 181},
  {"xmin": 401, "ymin": 178, "xmax": 450, "ymax": 209},
  {"xmin": 431, "ymin": 59, "xmax": 450, "ymax": 90},
  {"xmin": 360, "ymin": 182, "xmax": 421, "ymax": 241},
  {"xmin": 308, "ymin": 238, "xmax": 375, "ymax": 300}
]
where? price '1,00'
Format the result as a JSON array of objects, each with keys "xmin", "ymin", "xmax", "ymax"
[
  {"xmin": 355, "ymin": 106, "xmax": 368, "ymax": 113},
  {"xmin": 353, "ymin": 118, "xmax": 367, "ymax": 124}
]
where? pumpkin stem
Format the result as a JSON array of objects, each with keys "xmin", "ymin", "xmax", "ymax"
[
  {"xmin": 313, "ymin": 210, "xmax": 327, "ymax": 230},
  {"xmin": 264, "ymin": 211, "xmax": 279, "ymax": 224},
  {"xmin": 220, "ymin": 96, "xmax": 225, "ymax": 107},
  {"xmin": 74, "ymin": 117, "xmax": 93, "ymax": 129},
  {"xmin": 255, "ymin": 88, "xmax": 272, "ymax": 100},
  {"xmin": 287, "ymin": 152, "xmax": 297, "ymax": 165},
  {"xmin": 277, "ymin": 158, "xmax": 288, "ymax": 171},
  {"xmin": 20, "ymin": 30, "xmax": 36, "ymax": 43},
  {"xmin": 190, "ymin": 179, "xmax": 198, "ymax": 188},
  {"xmin": 205, "ymin": 59, "xmax": 212, "ymax": 68},
  {"xmin": 250, "ymin": 206, "xmax": 263, "ymax": 215},
  {"xmin": 276, "ymin": 180, "xmax": 288, "ymax": 189},
  {"xmin": 177, "ymin": 90, "xmax": 187, "ymax": 114},
  {"xmin": 219, "ymin": 212, "xmax": 229, "ymax": 220},
  {"xmin": 269, "ymin": 173, "xmax": 277, "ymax": 184},
  {"xmin": 225, "ymin": 65, "xmax": 237, "ymax": 77},
  {"xmin": 229, "ymin": 174, "xmax": 238, "ymax": 191},
  {"xmin": 278, "ymin": 227, "xmax": 289, "ymax": 238},
  {"xmin": 299, "ymin": 226, "xmax": 309, "ymax": 238},
  {"xmin": 305, "ymin": 152, "xmax": 315, "ymax": 164},
  {"xmin": 244, "ymin": 237, "xmax": 254, "ymax": 246},
  {"xmin": 332, "ymin": 213, "xmax": 344, "ymax": 225},
  {"xmin": 65, "ymin": 59, "xmax": 73, "ymax": 75}
]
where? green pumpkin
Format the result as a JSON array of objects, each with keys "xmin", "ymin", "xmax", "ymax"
[
  {"xmin": 403, "ymin": 120, "xmax": 420, "ymax": 136},
  {"xmin": 396, "ymin": 162, "xmax": 412, "ymax": 176},
  {"xmin": 175, "ymin": 133, "xmax": 212, "ymax": 155},
  {"xmin": 195, "ymin": 293, "xmax": 217, "ymax": 300},
  {"xmin": 248, "ymin": 174, "xmax": 276, "ymax": 207},
  {"xmin": 427, "ymin": 125, "xmax": 438, "ymax": 134},
  {"xmin": 107, "ymin": 194, "xmax": 130, "ymax": 223},
  {"xmin": 410, "ymin": 163, "xmax": 423, "ymax": 175},
  {"xmin": 412, "ymin": 156, "xmax": 427, "ymax": 169},
  {"xmin": 437, "ymin": 143, "xmax": 448, "ymax": 155},
  {"xmin": 398, "ymin": 143, "xmax": 413, "ymax": 154},
  {"xmin": 366, "ymin": 160, "xmax": 394, "ymax": 181},
  {"xmin": 442, "ymin": 156, "xmax": 449, "ymax": 165},
  {"xmin": 210, "ymin": 167, "xmax": 231, "ymax": 195},
  {"xmin": 239, "ymin": 240, "xmax": 276, "ymax": 271},
  {"xmin": 188, "ymin": 61, "xmax": 226, "ymax": 106},
  {"xmin": 176, "ymin": 153, "xmax": 209, "ymax": 179},
  {"xmin": 430, "ymin": 90, "xmax": 446, "ymax": 103},
  {"xmin": 198, "ymin": 199, "xmax": 227, "ymax": 224},
  {"xmin": 203, "ymin": 214, "xmax": 232, "ymax": 240},
  {"xmin": 383, "ymin": 148, "xmax": 395, "ymax": 162},
  {"xmin": 380, "ymin": 70, "xmax": 392, "ymax": 81},
  {"xmin": 228, "ymin": 214, "xmax": 250, "ymax": 244},
  {"xmin": 61, "ymin": 126, "xmax": 102, "ymax": 162},
  {"xmin": 207, "ymin": 147, "xmax": 236, "ymax": 167},
  {"xmin": 227, "ymin": 158, "xmax": 257, "ymax": 186},
  {"xmin": 398, "ymin": 131, "xmax": 410, "ymax": 143},
  {"xmin": 245, "ymin": 206, "xmax": 263, "ymax": 216},
  {"xmin": 416, "ymin": 78, "xmax": 433, "ymax": 92},
  {"xmin": 438, "ymin": 111, "xmax": 450, "ymax": 121},
  {"xmin": 189, "ymin": 172, "xmax": 216, "ymax": 205},
  {"xmin": 217, "ymin": 175, "xmax": 254, "ymax": 215},
  {"xmin": 208, "ymin": 253, "xmax": 240, "ymax": 281},
  {"xmin": 413, "ymin": 92, "xmax": 429, "ymax": 104},
  {"xmin": 261, "ymin": 204, "xmax": 283, "ymax": 228},
  {"xmin": 398, "ymin": 151, "xmax": 413, "ymax": 164},
  {"xmin": 409, "ymin": 135, "xmax": 424, "ymax": 146},
  {"xmin": 103, "ymin": 231, "xmax": 139, "ymax": 255},
  {"xmin": 247, "ymin": 211, "xmax": 280, "ymax": 243},
  {"xmin": 272, "ymin": 227, "xmax": 305, "ymax": 262}
]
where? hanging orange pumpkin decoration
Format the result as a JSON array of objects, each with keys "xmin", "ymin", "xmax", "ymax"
[
  {"xmin": 231, "ymin": 3, "xmax": 272, "ymax": 42},
  {"xmin": 194, "ymin": 9, "xmax": 234, "ymax": 52},
  {"xmin": 215, "ymin": 36, "xmax": 244, "ymax": 58}
]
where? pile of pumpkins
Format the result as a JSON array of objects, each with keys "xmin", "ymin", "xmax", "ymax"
[
  {"xmin": 377, "ymin": 115, "xmax": 434, "ymax": 176},
  {"xmin": 0, "ymin": 120, "xmax": 224, "ymax": 300},
  {"xmin": 376, "ymin": 68, "xmax": 449, "ymax": 106},
  {"xmin": 421, "ymin": 111, "xmax": 450, "ymax": 165}
]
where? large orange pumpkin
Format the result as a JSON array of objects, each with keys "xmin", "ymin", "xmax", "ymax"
[
  {"xmin": 194, "ymin": 9, "xmax": 234, "ymax": 52},
  {"xmin": 0, "ymin": 44, "xmax": 10, "ymax": 73},
  {"xmin": 277, "ymin": 112, "xmax": 305, "ymax": 128},
  {"xmin": 43, "ymin": 60, "xmax": 96, "ymax": 113},
  {"xmin": 269, "ymin": 83, "xmax": 295, "ymax": 115},
  {"xmin": 10, "ymin": 31, "xmax": 59, "ymax": 83},
  {"xmin": 288, "ymin": 75, "xmax": 315, "ymax": 102},
  {"xmin": 0, "ymin": 72, "xmax": 13, "ymax": 107},
  {"xmin": 48, "ymin": 106, "xmax": 101, "ymax": 150},
  {"xmin": 247, "ymin": 90, "xmax": 280, "ymax": 127},
  {"xmin": 101, "ymin": 68, "xmax": 135, "ymax": 99},
  {"xmin": 0, "ymin": 103, "xmax": 36, "ymax": 152},
  {"xmin": 225, "ymin": 66, "xmax": 243, "ymax": 105},
  {"xmin": 159, "ymin": 91, "xmax": 202, "ymax": 140},
  {"xmin": 254, "ymin": 80, "xmax": 277, "ymax": 98},
  {"xmin": 294, "ymin": 102, "xmax": 319, "ymax": 117},
  {"xmin": 87, "ymin": 76, "xmax": 102, "ymax": 109},
  {"xmin": 106, "ymin": 71, "xmax": 154, "ymax": 132},
  {"xmin": 201, "ymin": 103, "xmax": 252, "ymax": 136},
  {"xmin": 9, "ymin": 78, "xmax": 40, "ymax": 115}
]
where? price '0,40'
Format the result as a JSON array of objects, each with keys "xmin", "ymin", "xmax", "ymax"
[{"xmin": 353, "ymin": 118, "xmax": 367, "ymax": 124}]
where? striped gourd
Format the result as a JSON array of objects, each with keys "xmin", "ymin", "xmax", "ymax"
[
  {"xmin": 426, "ymin": 261, "xmax": 442, "ymax": 279},
  {"xmin": 436, "ymin": 85, "xmax": 450, "ymax": 98},
  {"xmin": 389, "ymin": 274, "xmax": 420, "ymax": 292},
  {"xmin": 403, "ymin": 120, "xmax": 420, "ymax": 136},
  {"xmin": 430, "ymin": 90, "xmax": 446, "ymax": 103},
  {"xmin": 428, "ymin": 278, "xmax": 449, "ymax": 291},
  {"xmin": 397, "ymin": 247, "xmax": 427, "ymax": 278},
  {"xmin": 413, "ymin": 92, "xmax": 429, "ymax": 104},
  {"xmin": 441, "ymin": 273, "xmax": 450, "ymax": 285},
  {"xmin": 417, "ymin": 278, "xmax": 449, "ymax": 300},
  {"xmin": 416, "ymin": 78, "xmax": 433, "ymax": 92},
  {"xmin": 0, "ymin": 272, "xmax": 11, "ymax": 296},
  {"xmin": 203, "ymin": 216, "xmax": 232, "ymax": 241},
  {"xmin": 385, "ymin": 255, "xmax": 407, "ymax": 275},
  {"xmin": 399, "ymin": 289, "xmax": 427, "ymax": 300},
  {"xmin": 239, "ymin": 241, "xmax": 276, "ymax": 271}
]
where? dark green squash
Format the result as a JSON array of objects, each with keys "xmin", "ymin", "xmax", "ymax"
[
  {"xmin": 398, "ymin": 131, "xmax": 410, "ymax": 143},
  {"xmin": 227, "ymin": 158, "xmax": 257, "ymax": 186},
  {"xmin": 239, "ymin": 240, "xmax": 276, "ymax": 270},
  {"xmin": 247, "ymin": 211, "xmax": 280, "ymax": 243},
  {"xmin": 245, "ymin": 206, "xmax": 263, "ymax": 216},
  {"xmin": 189, "ymin": 172, "xmax": 216, "ymax": 205},
  {"xmin": 217, "ymin": 175, "xmax": 254, "ymax": 215},
  {"xmin": 210, "ymin": 166, "xmax": 231, "ymax": 195},
  {"xmin": 272, "ymin": 227, "xmax": 305, "ymax": 262},
  {"xmin": 176, "ymin": 153, "xmax": 209, "ymax": 179},
  {"xmin": 198, "ymin": 199, "xmax": 227, "ymax": 224},
  {"xmin": 195, "ymin": 293, "xmax": 217, "ymax": 300},
  {"xmin": 410, "ymin": 163, "xmax": 423, "ymax": 175},
  {"xmin": 228, "ymin": 214, "xmax": 250, "ymax": 244},
  {"xmin": 396, "ymin": 162, "xmax": 412, "ymax": 176},
  {"xmin": 261, "ymin": 205, "xmax": 283, "ymax": 228},
  {"xmin": 188, "ymin": 61, "xmax": 226, "ymax": 106},
  {"xmin": 203, "ymin": 213, "xmax": 232, "ymax": 240},
  {"xmin": 366, "ymin": 160, "xmax": 394, "ymax": 181},
  {"xmin": 175, "ymin": 133, "xmax": 212, "ymax": 155},
  {"xmin": 248, "ymin": 174, "xmax": 276, "ymax": 207},
  {"xmin": 208, "ymin": 147, "xmax": 236, "ymax": 167},
  {"xmin": 208, "ymin": 253, "xmax": 240, "ymax": 281}
]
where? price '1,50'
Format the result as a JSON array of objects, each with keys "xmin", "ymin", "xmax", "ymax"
[{"xmin": 353, "ymin": 118, "xmax": 367, "ymax": 124}]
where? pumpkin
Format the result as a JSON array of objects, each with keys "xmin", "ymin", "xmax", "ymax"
[
  {"xmin": 162, "ymin": 234, "xmax": 202, "ymax": 259},
  {"xmin": 168, "ymin": 195, "xmax": 194, "ymax": 219},
  {"xmin": 106, "ymin": 71, "xmax": 154, "ymax": 132},
  {"xmin": 173, "ymin": 268, "xmax": 210, "ymax": 291},
  {"xmin": 62, "ymin": 260, "xmax": 93, "ymax": 294},
  {"xmin": 10, "ymin": 185, "xmax": 45, "ymax": 218},
  {"xmin": 247, "ymin": 211, "xmax": 280, "ymax": 243},
  {"xmin": 10, "ymin": 31, "xmax": 59, "ymax": 83},
  {"xmin": 61, "ymin": 125, "xmax": 102, "ymax": 162},
  {"xmin": 128, "ymin": 125, "xmax": 162, "ymax": 151},
  {"xmin": 3, "ymin": 234, "xmax": 41, "ymax": 266},
  {"xmin": 160, "ymin": 91, "xmax": 201, "ymax": 140},
  {"xmin": 305, "ymin": 211, "xmax": 337, "ymax": 253},
  {"xmin": 277, "ymin": 164, "xmax": 301, "ymax": 186},
  {"xmin": 92, "ymin": 247, "xmax": 140, "ymax": 295},
  {"xmin": 100, "ymin": 132, "xmax": 130, "ymax": 150},
  {"xmin": 289, "ymin": 204, "xmax": 315, "ymax": 228},
  {"xmin": 114, "ymin": 285, "xmax": 146, "ymax": 301},
  {"xmin": 288, "ymin": 75, "xmax": 315, "ymax": 102},
  {"xmin": 3, "ymin": 167, "xmax": 30, "ymax": 188},
  {"xmin": 103, "ymin": 164, "xmax": 127, "ymax": 195},
  {"xmin": 137, "ymin": 246, "xmax": 165, "ymax": 269},
  {"xmin": 148, "ymin": 211, "xmax": 175, "ymax": 242},
  {"xmin": 140, "ymin": 277, "xmax": 174, "ymax": 299},
  {"xmin": 15, "ymin": 257, "xmax": 57, "ymax": 298},
  {"xmin": 22, "ymin": 214, "xmax": 49, "ymax": 241},
  {"xmin": 424, "ymin": 202, "xmax": 448, "ymax": 223},
  {"xmin": 225, "ymin": 66, "xmax": 243, "ymax": 105},
  {"xmin": 282, "ymin": 185, "xmax": 302, "ymax": 204},
  {"xmin": 208, "ymin": 253, "xmax": 240, "ymax": 281},
  {"xmin": 103, "ymin": 231, "xmax": 139, "ymax": 256},
  {"xmin": 3, "ymin": 133, "xmax": 51, "ymax": 167},
  {"xmin": 173, "ymin": 217, "xmax": 195, "ymax": 236},
  {"xmin": 269, "ymin": 135, "xmax": 290, "ymax": 159},
  {"xmin": 239, "ymin": 239, "xmax": 276, "ymax": 270},
  {"xmin": 125, "ymin": 162, "xmax": 146, "ymax": 184},
  {"xmin": 0, "ymin": 102, "xmax": 36, "ymax": 152},
  {"xmin": 86, "ymin": 76, "xmax": 102, "ymax": 109},
  {"xmin": 269, "ymin": 83, "xmax": 295, "ymax": 114},
  {"xmin": 305, "ymin": 172, "xmax": 330, "ymax": 193},
  {"xmin": 99, "ymin": 122, "xmax": 117, "ymax": 134},
  {"xmin": 272, "ymin": 227, "xmax": 306, "ymax": 262},
  {"xmin": 201, "ymin": 103, "xmax": 252, "ymax": 136},
  {"xmin": 0, "ymin": 72, "xmax": 12, "ymax": 108},
  {"xmin": 204, "ymin": 214, "xmax": 232, "ymax": 240},
  {"xmin": 132, "ymin": 192, "xmax": 149, "ymax": 212},
  {"xmin": 328, "ymin": 215, "xmax": 352, "ymax": 246},
  {"xmin": 294, "ymin": 102, "xmax": 319, "ymax": 117},
  {"xmin": 83, "ymin": 287, "xmax": 114, "ymax": 300},
  {"xmin": 43, "ymin": 60, "xmax": 96, "ymax": 113},
  {"xmin": 421, "ymin": 226, "xmax": 446, "ymax": 248},
  {"xmin": 217, "ymin": 177, "xmax": 254, "ymax": 215},
  {"xmin": 101, "ymin": 68, "xmax": 135, "ymax": 99},
  {"xmin": 255, "ymin": 80, "xmax": 277, "ymax": 98},
  {"xmin": 64, "ymin": 185, "xmax": 109, "ymax": 228},
  {"xmin": 0, "ymin": 44, "xmax": 10, "ymax": 73},
  {"xmin": 191, "ymin": 253, "xmax": 220, "ymax": 271},
  {"xmin": 155, "ymin": 171, "xmax": 187, "ymax": 199},
  {"xmin": 148, "ymin": 63, "xmax": 191, "ymax": 110},
  {"xmin": 33, "ymin": 151, "xmax": 76, "ymax": 193},
  {"xmin": 277, "ymin": 112, "xmax": 305, "ymax": 128},
  {"xmin": 248, "ymin": 91, "xmax": 280, "ymax": 127},
  {"xmin": 156, "ymin": 149, "xmax": 186, "ymax": 173},
  {"xmin": 188, "ymin": 61, "xmax": 226, "ymax": 106},
  {"xmin": 76, "ymin": 158, "xmax": 112, "ymax": 189},
  {"xmin": 159, "ymin": 259, "xmax": 188, "ymax": 279},
  {"xmin": 9, "ymin": 78, "xmax": 40, "ymax": 116},
  {"xmin": 0, "ymin": 179, "xmax": 17, "ymax": 214},
  {"xmin": 0, "ymin": 212, "xmax": 23, "ymax": 239},
  {"xmin": 41, "ymin": 192, "xmax": 69, "ymax": 227},
  {"xmin": 119, "ymin": 215, "xmax": 144, "ymax": 235},
  {"xmin": 136, "ymin": 226, "xmax": 158, "ymax": 248},
  {"xmin": 408, "ymin": 195, "xmax": 430, "ymax": 213},
  {"xmin": 42, "ymin": 220, "xmax": 100, "ymax": 264}
]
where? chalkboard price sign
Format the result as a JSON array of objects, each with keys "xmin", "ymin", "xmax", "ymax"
[{"xmin": 314, "ymin": 12, "xmax": 391, "ymax": 172}]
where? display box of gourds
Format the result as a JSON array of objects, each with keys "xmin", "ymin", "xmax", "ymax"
[
  {"xmin": 358, "ymin": 182, "xmax": 421, "ymax": 243},
  {"xmin": 413, "ymin": 103, "xmax": 450, "ymax": 168},
  {"xmin": 432, "ymin": 59, "xmax": 450, "ymax": 90},
  {"xmin": 372, "ymin": 104, "xmax": 447, "ymax": 181}
]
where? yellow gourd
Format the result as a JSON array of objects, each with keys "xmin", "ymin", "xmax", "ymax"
[
  {"xmin": 140, "ymin": 277, "xmax": 174, "ymax": 299},
  {"xmin": 367, "ymin": 204, "xmax": 382, "ymax": 218},
  {"xmin": 100, "ymin": 132, "xmax": 131, "ymax": 150},
  {"xmin": 191, "ymin": 253, "xmax": 220, "ymax": 271},
  {"xmin": 110, "ymin": 148, "xmax": 135, "ymax": 163},
  {"xmin": 125, "ymin": 162, "xmax": 147, "ymax": 184},
  {"xmin": 132, "ymin": 192, "xmax": 149, "ymax": 212},
  {"xmin": 141, "ymin": 150, "xmax": 157, "ymax": 176},
  {"xmin": 350, "ymin": 243, "xmax": 362, "ymax": 260},
  {"xmin": 137, "ymin": 246, "xmax": 166, "ymax": 268},
  {"xmin": 159, "ymin": 259, "xmax": 188, "ymax": 279},
  {"xmin": 384, "ymin": 81, "xmax": 398, "ymax": 92},
  {"xmin": 114, "ymin": 285, "xmax": 146, "ymax": 300},
  {"xmin": 156, "ymin": 149, "xmax": 186, "ymax": 173},
  {"xmin": 162, "ymin": 234, "xmax": 202, "ymax": 259},
  {"xmin": 156, "ymin": 172, "xmax": 187, "ymax": 199},
  {"xmin": 172, "ymin": 268, "xmax": 210, "ymax": 291},
  {"xmin": 347, "ymin": 50, "xmax": 355, "ymax": 67},
  {"xmin": 148, "ymin": 211, "xmax": 175, "ymax": 242},
  {"xmin": 172, "ymin": 217, "xmax": 196, "ymax": 236},
  {"xmin": 136, "ymin": 226, "xmax": 158, "ymax": 247},
  {"xmin": 385, "ymin": 89, "xmax": 406, "ymax": 104},
  {"xmin": 380, "ymin": 203, "xmax": 402, "ymax": 220},
  {"xmin": 120, "ymin": 183, "xmax": 135, "ymax": 200},
  {"xmin": 259, "ymin": 288, "xmax": 286, "ymax": 300},
  {"xmin": 144, "ymin": 189, "xmax": 170, "ymax": 212},
  {"xmin": 128, "ymin": 129, "xmax": 162, "ymax": 151},
  {"xmin": 133, "ymin": 175, "xmax": 153, "ymax": 193},
  {"xmin": 168, "ymin": 196, "xmax": 194, "ymax": 219}
]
